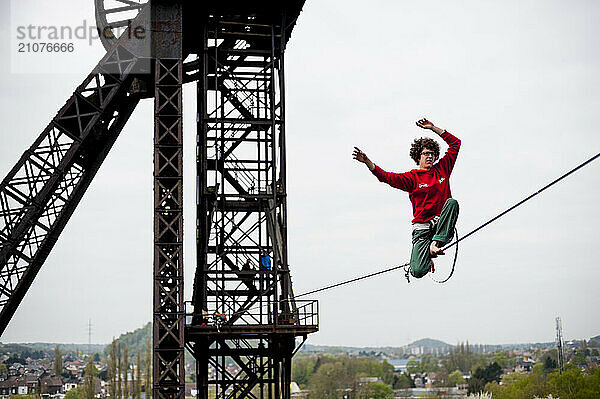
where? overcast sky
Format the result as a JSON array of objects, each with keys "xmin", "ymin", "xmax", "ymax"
[{"xmin": 0, "ymin": 0, "xmax": 599, "ymax": 347}]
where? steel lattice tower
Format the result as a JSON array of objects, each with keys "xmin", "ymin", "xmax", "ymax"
[
  {"xmin": 186, "ymin": 9, "xmax": 318, "ymax": 399},
  {"xmin": 0, "ymin": 2, "xmax": 317, "ymax": 399}
]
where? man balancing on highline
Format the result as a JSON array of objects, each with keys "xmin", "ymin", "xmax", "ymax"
[{"xmin": 353, "ymin": 118, "xmax": 461, "ymax": 279}]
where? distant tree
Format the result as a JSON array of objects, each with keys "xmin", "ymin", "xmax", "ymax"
[
  {"xmin": 444, "ymin": 341, "xmax": 480, "ymax": 373},
  {"xmin": 543, "ymin": 356, "xmax": 557, "ymax": 372},
  {"xmin": 292, "ymin": 357, "xmax": 316, "ymax": 388},
  {"xmin": 491, "ymin": 351, "xmax": 510, "ymax": 369},
  {"xmin": 570, "ymin": 349, "xmax": 587, "ymax": 367},
  {"xmin": 312, "ymin": 357, "xmax": 322, "ymax": 374},
  {"xmin": 448, "ymin": 370, "xmax": 465, "ymax": 386},
  {"xmin": 6, "ymin": 354, "xmax": 27, "ymax": 365},
  {"xmin": 93, "ymin": 353, "xmax": 100, "ymax": 363},
  {"xmin": 468, "ymin": 375, "xmax": 486, "ymax": 395},
  {"xmin": 65, "ymin": 386, "xmax": 83, "ymax": 399},
  {"xmin": 98, "ymin": 368, "xmax": 108, "ymax": 381},
  {"xmin": 393, "ymin": 373, "xmax": 413, "ymax": 389},
  {"xmin": 306, "ymin": 356, "xmax": 398, "ymax": 399},
  {"xmin": 366, "ymin": 382, "xmax": 393, "ymax": 399},
  {"xmin": 420, "ymin": 355, "xmax": 440, "ymax": 373},
  {"xmin": 30, "ymin": 350, "xmax": 44, "ymax": 360},
  {"xmin": 0, "ymin": 363, "xmax": 8, "ymax": 375},
  {"xmin": 144, "ymin": 340, "xmax": 152, "ymax": 399},
  {"xmin": 547, "ymin": 363, "xmax": 600, "ymax": 398},
  {"xmin": 468, "ymin": 362, "xmax": 502, "ymax": 394},
  {"xmin": 117, "ymin": 342, "xmax": 122, "ymax": 399},
  {"xmin": 108, "ymin": 341, "xmax": 117, "ymax": 399},
  {"xmin": 309, "ymin": 363, "xmax": 339, "ymax": 399},
  {"xmin": 8, "ymin": 395, "xmax": 38, "ymax": 399},
  {"xmin": 406, "ymin": 360, "xmax": 422, "ymax": 375},
  {"xmin": 134, "ymin": 348, "xmax": 142, "ymax": 399},
  {"xmin": 53, "ymin": 346, "xmax": 63, "ymax": 376},
  {"xmin": 123, "ymin": 345, "xmax": 130, "ymax": 399},
  {"xmin": 484, "ymin": 363, "xmax": 597, "ymax": 399},
  {"xmin": 83, "ymin": 356, "xmax": 98, "ymax": 399}
]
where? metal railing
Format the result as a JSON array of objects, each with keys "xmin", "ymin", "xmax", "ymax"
[{"xmin": 185, "ymin": 299, "xmax": 318, "ymax": 328}]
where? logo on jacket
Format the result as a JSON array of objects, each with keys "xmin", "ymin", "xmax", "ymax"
[
  {"xmin": 419, "ymin": 183, "xmax": 429, "ymax": 188},
  {"xmin": 439, "ymin": 178, "xmax": 446, "ymax": 184}
]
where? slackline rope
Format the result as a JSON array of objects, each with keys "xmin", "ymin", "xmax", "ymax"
[
  {"xmin": 429, "ymin": 227, "xmax": 459, "ymax": 284},
  {"xmin": 219, "ymin": 151, "xmax": 599, "ymax": 320},
  {"xmin": 295, "ymin": 151, "xmax": 600, "ymax": 296}
]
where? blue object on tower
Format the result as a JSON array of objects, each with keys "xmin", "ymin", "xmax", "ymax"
[{"xmin": 260, "ymin": 254, "xmax": 272, "ymax": 270}]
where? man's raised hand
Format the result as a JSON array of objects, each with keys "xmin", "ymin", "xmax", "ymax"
[
  {"xmin": 353, "ymin": 147, "xmax": 369, "ymax": 163},
  {"xmin": 416, "ymin": 118, "xmax": 435, "ymax": 130},
  {"xmin": 353, "ymin": 147, "xmax": 375, "ymax": 171}
]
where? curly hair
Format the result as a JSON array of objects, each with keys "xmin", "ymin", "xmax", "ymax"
[{"xmin": 409, "ymin": 137, "xmax": 440, "ymax": 165}]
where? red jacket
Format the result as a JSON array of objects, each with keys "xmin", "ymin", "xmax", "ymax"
[{"xmin": 371, "ymin": 131, "xmax": 461, "ymax": 223}]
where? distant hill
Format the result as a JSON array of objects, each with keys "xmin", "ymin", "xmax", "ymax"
[
  {"xmin": 301, "ymin": 339, "xmax": 455, "ymax": 357},
  {"xmin": 0, "ymin": 322, "xmax": 152, "ymax": 362},
  {"xmin": 0, "ymin": 342, "xmax": 106, "ymax": 353},
  {"xmin": 407, "ymin": 338, "xmax": 452, "ymax": 348},
  {"xmin": 103, "ymin": 322, "xmax": 151, "ymax": 360},
  {"xmin": 300, "ymin": 336, "xmax": 587, "ymax": 356},
  {"xmin": 303, "ymin": 338, "xmax": 453, "ymax": 353}
]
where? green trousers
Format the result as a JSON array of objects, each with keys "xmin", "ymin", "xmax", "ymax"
[{"xmin": 409, "ymin": 198, "xmax": 459, "ymax": 278}]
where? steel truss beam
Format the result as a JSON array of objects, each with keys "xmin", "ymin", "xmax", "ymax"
[
  {"xmin": 153, "ymin": 3, "xmax": 185, "ymax": 399},
  {"xmin": 0, "ymin": 24, "xmax": 146, "ymax": 335}
]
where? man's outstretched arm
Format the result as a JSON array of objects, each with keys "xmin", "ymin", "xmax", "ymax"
[{"xmin": 353, "ymin": 147, "xmax": 414, "ymax": 192}]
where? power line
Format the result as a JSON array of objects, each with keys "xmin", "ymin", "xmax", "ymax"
[{"xmin": 296, "ymin": 151, "xmax": 600, "ymax": 297}]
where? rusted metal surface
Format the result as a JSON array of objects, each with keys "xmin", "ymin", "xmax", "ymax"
[
  {"xmin": 95, "ymin": 0, "xmax": 150, "ymax": 51},
  {"xmin": 153, "ymin": 3, "xmax": 185, "ymax": 399}
]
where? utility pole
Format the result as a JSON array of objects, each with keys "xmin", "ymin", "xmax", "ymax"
[
  {"xmin": 555, "ymin": 317, "xmax": 564, "ymax": 374},
  {"xmin": 88, "ymin": 319, "xmax": 93, "ymax": 354}
]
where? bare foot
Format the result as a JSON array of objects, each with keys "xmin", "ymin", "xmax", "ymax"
[
  {"xmin": 429, "ymin": 241, "xmax": 445, "ymax": 256},
  {"xmin": 429, "ymin": 259, "xmax": 435, "ymax": 274}
]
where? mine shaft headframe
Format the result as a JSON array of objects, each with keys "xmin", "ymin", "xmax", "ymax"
[
  {"xmin": 188, "ymin": 3, "xmax": 314, "ymax": 399},
  {"xmin": 95, "ymin": 0, "xmax": 306, "ymax": 52}
]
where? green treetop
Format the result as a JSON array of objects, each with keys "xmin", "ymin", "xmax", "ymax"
[
  {"xmin": 83, "ymin": 356, "xmax": 98, "ymax": 399},
  {"xmin": 53, "ymin": 346, "xmax": 63, "ymax": 377}
]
